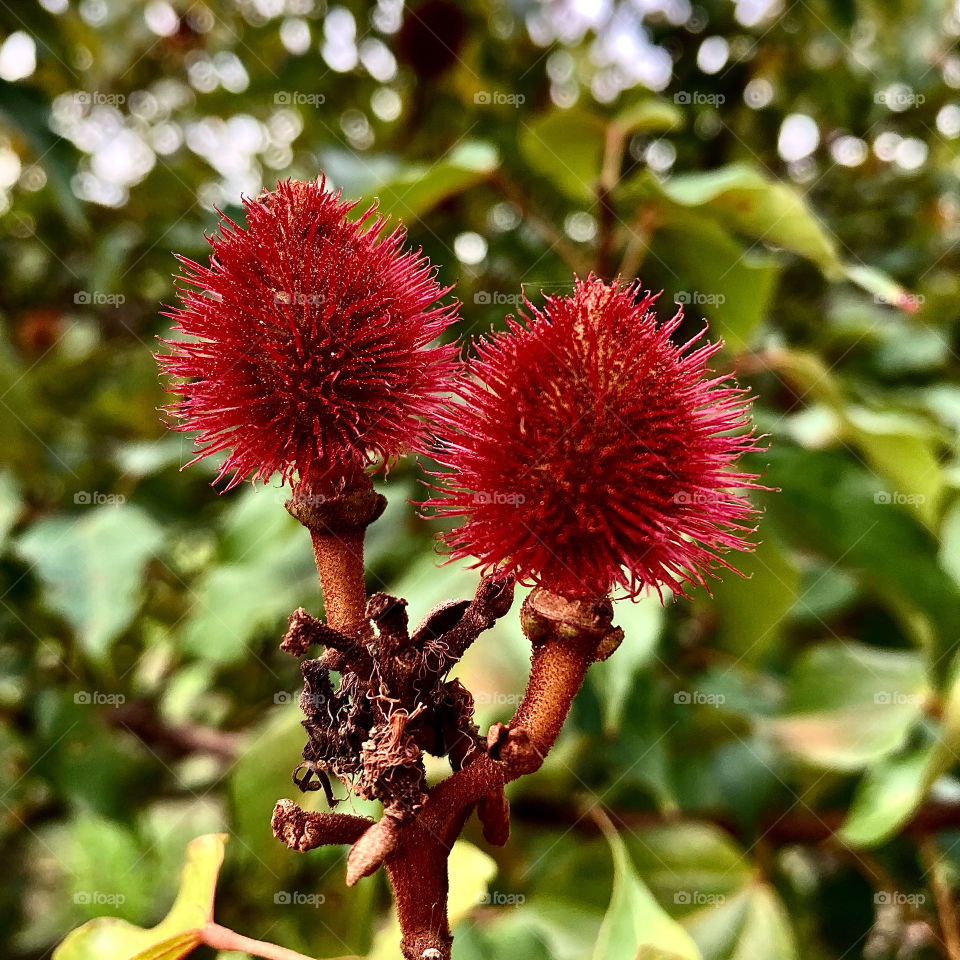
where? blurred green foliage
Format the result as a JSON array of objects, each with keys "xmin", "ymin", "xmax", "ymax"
[{"xmin": 2, "ymin": 0, "xmax": 960, "ymax": 958}]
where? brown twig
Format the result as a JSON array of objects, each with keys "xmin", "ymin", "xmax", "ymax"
[
  {"xmin": 922, "ymin": 836, "xmax": 960, "ymax": 960},
  {"xmin": 109, "ymin": 701, "xmax": 241, "ymax": 760},
  {"xmin": 201, "ymin": 922, "xmax": 317, "ymax": 960},
  {"xmin": 616, "ymin": 202, "xmax": 660, "ymax": 281},
  {"xmin": 489, "ymin": 171, "xmax": 591, "ymax": 275},
  {"xmin": 373, "ymin": 588, "xmax": 620, "ymax": 959}
]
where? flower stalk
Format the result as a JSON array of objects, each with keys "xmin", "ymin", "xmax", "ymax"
[{"xmin": 285, "ymin": 465, "xmax": 385, "ymax": 637}]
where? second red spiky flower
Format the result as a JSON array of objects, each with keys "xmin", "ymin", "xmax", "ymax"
[{"xmin": 426, "ymin": 276, "xmax": 763, "ymax": 602}]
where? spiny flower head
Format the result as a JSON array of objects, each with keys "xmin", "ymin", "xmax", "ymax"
[
  {"xmin": 158, "ymin": 178, "xmax": 458, "ymax": 489},
  {"xmin": 426, "ymin": 276, "xmax": 764, "ymax": 601}
]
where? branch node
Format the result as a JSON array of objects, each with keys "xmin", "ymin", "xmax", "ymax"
[{"xmin": 271, "ymin": 798, "xmax": 373, "ymax": 851}]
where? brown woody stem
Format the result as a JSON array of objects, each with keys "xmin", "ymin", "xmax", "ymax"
[
  {"xmin": 384, "ymin": 587, "xmax": 622, "ymax": 960},
  {"xmin": 309, "ymin": 525, "xmax": 367, "ymax": 636},
  {"xmin": 286, "ymin": 465, "xmax": 386, "ymax": 637}
]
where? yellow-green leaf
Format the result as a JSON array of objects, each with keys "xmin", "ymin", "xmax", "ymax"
[{"xmin": 54, "ymin": 834, "xmax": 226, "ymax": 960}]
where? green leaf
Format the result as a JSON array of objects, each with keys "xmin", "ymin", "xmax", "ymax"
[
  {"xmin": 593, "ymin": 816, "xmax": 701, "ymax": 960},
  {"xmin": 16, "ymin": 505, "xmax": 163, "ymax": 660},
  {"xmin": 843, "ymin": 407, "xmax": 943, "ymax": 529},
  {"xmin": 520, "ymin": 108, "xmax": 608, "ymax": 201},
  {"xmin": 613, "ymin": 99, "xmax": 684, "ymax": 136},
  {"xmin": 590, "ymin": 593, "xmax": 664, "ymax": 733},
  {"xmin": 54, "ymin": 833, "xmax": 226, "ymax": 960},
  {"xmin": 0, "ymin": 78, "xmax": 89, "ymax": 233},
  {"xmin": 448, "ymin": 840, "xmax": 499, "ymax": 925},
  {"xmin": 685, "ymin": 886, "xmax": 797, "ymax": 960},
  {"xmin": 841, "ymin": 657, "xmax": 960, "ymax": 846},
  {"xmin": 0, "ymin": 468, "xmax": 22, "ymax": 549},
  {"xmin": 520, "ymin": 102, "xmax": 681, "ymax": 202},
  {"xmin": 937, "ymin": 499, "xmax": 960, "ymax": 590},
  {"xmin": 364, "ymin": 141, "xmax": 498, "ymax": 220},
  {"xmin": 762, "ymin": 447, "xmax": 960, "ymax": 667},
  {"xmin": 649, "ymin": 220, "xmax": 780, "ymax": 352},
  {"xmin": 625, "ymin": 165, "xmax": 910, "ymax": 307},
  {"xmin": 659, "ymin": 165, "xmax": 841, "ymax": 268},
  {"xmin": 178, "ymin": 486, "xmax": 317, "ymax": 662},
  {"xmin": 838, "ymin": 745, "xmax": 936, "ymax": 846},
  {"xmin": 708, "ymin": 536, "xmax": 800, "ymax": 662},
  {"xmin": 228, "ymin": 705, "xmax": 322, "ymax": 872},
  {"xmin": 625, "ymin": 824, "xmax": 797, "ymax": 960},
  {"xmin": 765, "ymin": 641, "xmax": 929, "ymax": 769}
]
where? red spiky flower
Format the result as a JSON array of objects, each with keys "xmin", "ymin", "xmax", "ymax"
[
  {"xmin": 425, "ymin": 277, "xmax": 763, "ymax": 601},
  {"xmin": 158, "ymin": 178, "xmax": 458, "ymax": 489}
]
